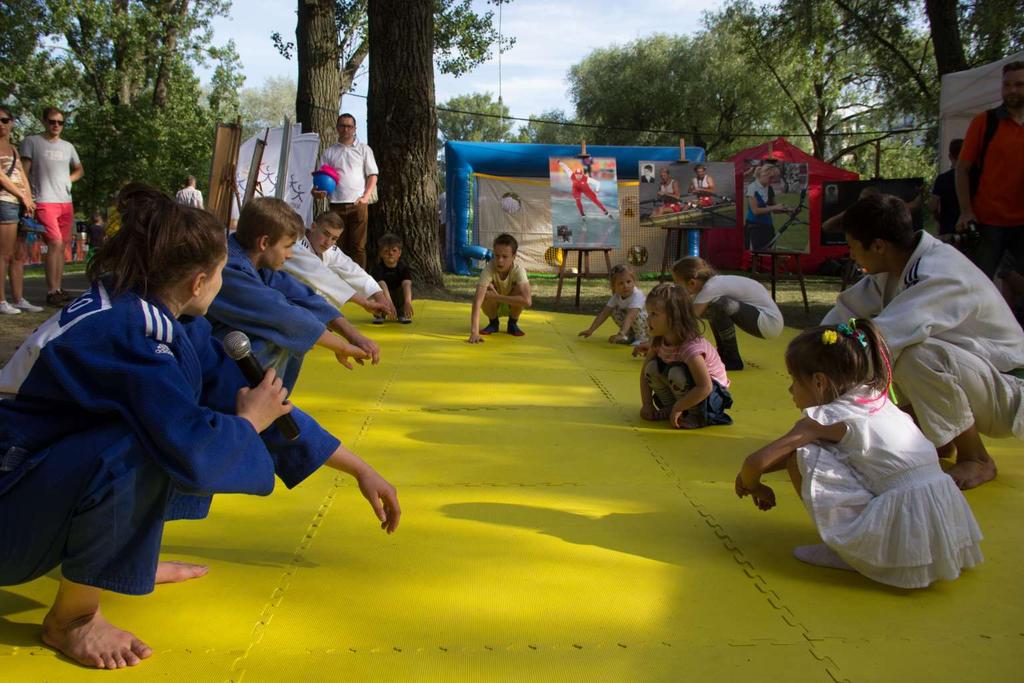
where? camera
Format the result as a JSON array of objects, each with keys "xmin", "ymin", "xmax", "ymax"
[{"xmin": 949, "ymin": 221, "xmax": 982, "ymax": 251}]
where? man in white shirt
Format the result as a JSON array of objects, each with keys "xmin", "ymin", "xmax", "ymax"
[
  {"xmin": 174, "ymin": 176, "xmax": 204, "ymax": 208},
  {"xmin": 313, "ymin": 113, "xmax": 378, "ymax": 268},
  {"xmin": 824, "ymin": 194, "xmax": 1024, "ymax": 490}
]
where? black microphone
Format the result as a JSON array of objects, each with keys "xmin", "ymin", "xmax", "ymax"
[{"xmin": 222, "ymin": 331, "xmax": 300, "ymax": 441}]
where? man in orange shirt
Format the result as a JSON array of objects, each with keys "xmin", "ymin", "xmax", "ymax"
[{"xmin": 954, "ymin": 61, "xmax": 1024, "ymax": 279}]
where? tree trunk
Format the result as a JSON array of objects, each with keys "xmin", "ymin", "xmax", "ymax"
[
  {"xmin": 367, "ymin": 0, "xmax": 443, "ymax": 286},
  {"xmin": 295, "ymin": 0, "xmax": 341, "ymax": 151},
  {"xmin": 924, "ymin": 0, "xmax": 967, "ymax": 75},
  {"xmin": 153, "ymin": 0, "xmax": 190, "ymax": 108}
]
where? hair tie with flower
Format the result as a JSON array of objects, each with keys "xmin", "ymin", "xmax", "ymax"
[
  {"xmin": 821, "ymin": 329, "xmax": 839, "ymax": 345},
  {"xmin": 836, "ymin": 319, "xmax": 868, "ymax": 348}
]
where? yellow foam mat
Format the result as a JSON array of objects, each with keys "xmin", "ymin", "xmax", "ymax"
[{"xmin": 2, "ymin": 299, "xmax": 1021, "ymax": 681}]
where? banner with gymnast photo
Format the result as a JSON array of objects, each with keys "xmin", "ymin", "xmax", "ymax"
[
  {"xmin": 741, "ymin": 160, "xmax": 809, "ymax": 252},
  {"xmin": 548, "ymin": 156, "xmax": 620, "ymax": 248},
  {"xmin": 638, "ymin": 161, "xmax": 737, "ymax": 228}
]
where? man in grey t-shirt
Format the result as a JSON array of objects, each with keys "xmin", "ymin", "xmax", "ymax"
[{"xmin": 20, "ymin": 107, "xmax": 84, "ymax": 306}]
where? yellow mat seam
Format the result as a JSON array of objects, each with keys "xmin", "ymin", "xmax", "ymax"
[
  {"xmin": 227, "ymin": 344, "xmax": 410, "ymax": 682},
  {"xmin": 550, "ymin": 322, "xmax": 853, "ymax": 683}
]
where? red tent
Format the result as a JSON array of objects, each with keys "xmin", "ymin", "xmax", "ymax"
[{"xmin": 704, "ymin": 137, "xmax": 859, "ymax": 273}]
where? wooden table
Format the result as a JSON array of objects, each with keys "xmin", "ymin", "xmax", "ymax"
[
  {"xmin": 749, "ymin": 249, "xmax": 809, "ymax": 313},
  {"xmin": 555, "ymin": 248, "xmax": 614, "ymax": 309}
]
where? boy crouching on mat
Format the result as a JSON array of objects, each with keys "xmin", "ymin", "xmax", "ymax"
[
  {"xmin": 369, "ymin": 233, "xmax": 415, "ymax": 324},
  {"xmin": 468, "ymin": 233, "xmax": 532, "ymax": 343},
  {"xmin": 206, "ymin": 197, "xmax": 380, "ymax": 391}
]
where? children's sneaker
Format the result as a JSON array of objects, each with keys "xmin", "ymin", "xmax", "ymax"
[
  {"xmin": 480, "ymin": 319, "xmax": 500, "ymax": 335},
  {"xmin": 507, "ymin": 320, "xmax": 525, "ymax": 337},
  {"xmin": 371, "ymin": 313, "xmax": 386, "ymax": 325},
  {"xmin": 398, "ymin": 316, "xmax": 412, "ymax": 324},
  {"xmin": 0, "ymin": 300, "xmax": 22, "ymax": 315},
  {"xmin": 13, "ymin": 298, "xmax": 43, "ymax": 313},
  {"xmin": 58, "ymin": 289, "xmax": 72, "ymax": 303},
  {"xmin": 45, "ymin": 291, "xmax": 65, "ymax": 307}
]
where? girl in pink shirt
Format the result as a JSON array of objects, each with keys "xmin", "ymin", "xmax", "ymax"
[{"xmin": 640, "ymin": 283, "xmax": 733, "ymax": 428}]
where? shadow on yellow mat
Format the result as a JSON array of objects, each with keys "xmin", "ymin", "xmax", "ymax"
[{"xmin": 1, "ymin": 299, "xmax": 1021, "ymax": 681}]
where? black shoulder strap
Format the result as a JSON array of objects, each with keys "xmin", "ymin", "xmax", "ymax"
[
  {"xmin": 969, "ymin": 108, "xmax": 1000, "ymax": 196},
  {"xmin": 976, "ymin": 108, "xmax": 1000, "ymax": 171}
]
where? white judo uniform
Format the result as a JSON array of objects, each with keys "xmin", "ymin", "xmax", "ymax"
[
  {"xmin": 823, "ymin": 231, "xmax": 1024, "ymax": 446},
  {"xmin": 284, "ymin": 236, "xmax": 382, "ymax": 310}
]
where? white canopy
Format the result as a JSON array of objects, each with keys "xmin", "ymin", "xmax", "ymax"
[{"xmin": 938, "ymin": 51, "xmax": 1024, "ymax": 171}]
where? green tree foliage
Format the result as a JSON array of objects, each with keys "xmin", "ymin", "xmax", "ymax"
[
  {"xmin": 1, "ymin": 0, "xmax": 242, "ymax": 214},
  {"xmin": 517, "ymin": 110, "xmax": 585, "ymax": 145},
  {"xmin": 567, "ymin": 30, "xmax": 782, "ymax": 158},
  {"xmin": 236, "ymin": 76, "xmax": 299, "ymax": 139},
  {"xmin": 282, "ymin": 0, "xmax": 514, "ymax": 147},
  {"xmin": 543, "ymin": 0, "xmax": 1020, "ymax": 182},
  {"xmin": 437, "ymin": 92, "xmax": 516, "ymax": 142}
]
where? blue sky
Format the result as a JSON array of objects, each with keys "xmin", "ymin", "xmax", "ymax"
[{"xmin": 206, "ymin": 0, "xmax": 722, "ymax": 130}]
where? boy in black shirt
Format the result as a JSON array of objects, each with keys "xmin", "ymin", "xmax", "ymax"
[{"xmin": 369, "ymin": 233, "xmax": 413, "ymax": 324}]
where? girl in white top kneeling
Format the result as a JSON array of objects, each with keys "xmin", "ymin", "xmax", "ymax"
[{"xmin": 735, "ymin": 318, "xmax": 982, "ymax": 589}]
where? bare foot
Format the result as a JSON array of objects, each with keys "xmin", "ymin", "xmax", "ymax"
[
  {"xmin": 155, "ymin": 561, "xmax": 209, "ymax": 584},
  {"xmin": 42, "ymin": 609, "xmax": 152, "ymax": 669},
  {"xmin": 947, "ymin": 459, "xmax": 997, "ymax": 490}
]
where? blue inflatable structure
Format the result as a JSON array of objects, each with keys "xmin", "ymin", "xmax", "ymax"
[{"xmin": 444, "ymin": 141, "xmax": 706, "ymax": 274}]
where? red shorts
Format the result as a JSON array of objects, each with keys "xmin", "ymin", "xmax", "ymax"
[{"xmin": 35, "ymin": 202, "xmax": 75, "ymax": 244}]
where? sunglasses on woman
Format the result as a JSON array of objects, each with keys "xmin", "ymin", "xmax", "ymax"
[{"xmin": 0, "ymin": 117, "xmax": 12, "ymax": 124}]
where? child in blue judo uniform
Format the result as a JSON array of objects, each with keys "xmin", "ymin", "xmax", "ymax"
[
  {"xmin": 206, "ymin": 197, "xmax": 380, "ymax": 392},
  {"xmin": 0, "ymin": 185, "xmax": 400, "ymax": 669}
]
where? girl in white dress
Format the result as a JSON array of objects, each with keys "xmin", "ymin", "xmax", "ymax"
[{"xmin": 735, "ymin": 318, "xmax": 983, "ymax": 589}]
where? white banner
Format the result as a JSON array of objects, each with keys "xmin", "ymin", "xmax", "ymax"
[{"xmin": 233, "ymin": 124, "xmax": 321, "ymax": 226}]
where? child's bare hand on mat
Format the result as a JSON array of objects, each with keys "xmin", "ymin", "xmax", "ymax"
[
  {"xmin": 363, "ymin": 299, "xmax": 389, "ymax": 315},
  {"xmin": 335, "ymin": 343, "xmax": 370, "ymax": 369},
  {"xmin": 578, "ymin": 329, "xmax": 593, "ymax": 338},
  {"xmin": 355, "ymin": 468, "xmax": 402, "ymax": 533},
  {"xmin": 734, "ymin": 473, "xmax": 750, "ymax": 498},
  {"xmin": 468, "ymin": 332, "xmax": 484, "ymax": 344},
  {"xmin": 237, "ymin": 369, "xmax": 292, "ymax": 432},
  {"xmin": 670, "ymin": 405, "xmax": 686, "ymax": 428},
  {"xmin": 608, "ymin": 332, "xmax": 627, "ymax": 344},
  {"xmin": 632, "ymin": 342, "xmax": 650, "ymax": 357},
  {"xmin": 353, "ymin": 336, "xmax": 380, "ymax": 365},
  {"xmin": 750, "ymin": 483, "xmax": 776, "ymax": 511}
]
